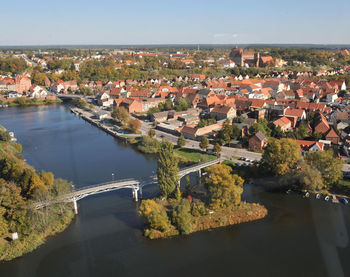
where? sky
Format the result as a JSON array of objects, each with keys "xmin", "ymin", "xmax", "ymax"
[{"xmin": 1, "ymin": 0, "xmax": 349, "ymax": 46}]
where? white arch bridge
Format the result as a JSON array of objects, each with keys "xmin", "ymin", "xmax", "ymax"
[{"xmin": 35, "ymin": 158, "xmax": 221, "ymax": 214}]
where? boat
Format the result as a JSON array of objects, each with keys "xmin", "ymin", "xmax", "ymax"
[
  {"xmin": 340, "ymin": 198, "xmax": 349, "ymax": 205},
  {"xmin": 286, "ymin": 189, "xmax": 292, "ymax": 194},
  {"xmin": 316, "ymin": 193, "xmax": 321, "ymax": 199},
  {"xmin": 305, "ymin": 192, "xmax": 310, "ymax": 198},
  {"xmin": 325, "ymin": 195, "xmax": 330, "ymax": 201}
]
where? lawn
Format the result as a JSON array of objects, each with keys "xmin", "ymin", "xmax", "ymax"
[{"xmin": 174, "ymin": 148, "xmax": 216, "ymax": 165}]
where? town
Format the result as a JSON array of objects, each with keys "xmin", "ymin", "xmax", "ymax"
[{"xmin": 1, "ymin": 47, "xmax": 350, "ymax": 161}]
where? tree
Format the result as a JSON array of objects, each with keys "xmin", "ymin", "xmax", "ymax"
[
  {"xmin": 296, "ymin": 123, "xmax": 309, "ymax": 139},
  {"xmin": 174, "ymin": 97, "xmax": 191, "ymax": 111},
  {"xmin": 111, "ymin": 106, "xmax": 130, "ymax": 124},
  {"xmin": 177, "ymin": 135, "xmax": 186, "ymax": 148},
  {"xmin": 138, "ymin": 199, "xmax": 172, "ymax": 232},
  {"xmin": 260, "ymin": 138, "xmax": 301, "ymax": 176},
  {"xmin": 213, "ymin": 143, "xmax": 222, "ymax": 158},
  {"xmin": 204, "ymin": 164, "xmax": 244, "ymax": 209},
  {"xmin": 271, "ymin": 125, "xmax": 283, "ymax": 139},
  {"xmin": 0, "ymin": 127, "xmax": 11, "ymax": 142},
  {"xmin": 305, "ymin": 150, "xmax": 343, "ymax": 188},
  {"xmin": 157, "ymin": 141, "xmax": 179, "ymax": 198},
  {"xmin": 249, "ymin": 119, "xmax": 271, "ymax": 137},
  {"xmin": 172, "ymin": 199, "xmax": 193, "ymax": 234},
  {"xmin": 128, "ymin": 119, "xmax": 141, "ymax": 132},
  {"xmin": 296, "ymin": 163, "xmax": 324, "ymax": 191},
  {"xmin": 199, "ymin": 136, "xmax": 209, "ymax": 151},
  {"xmin": 148, "ymin": 129, "xmax": 156, "ymax": 138},
  {"xmin": 138, "ymin": 136, "xmax": 160, "ymax": 154},
  {"xmin": 31, "ymin": 71, "xmax": 46, "ymax": 86},
  {"xmin": 40, "ymin": 171, "xmax": 54, "ymax": 187},
  {"xmin": 80, "ymin": 86, "xmax": 94, "ymax": 96}
]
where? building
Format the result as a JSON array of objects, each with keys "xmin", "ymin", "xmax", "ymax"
[
  {"xmin": 230, "ymin": 48, "xmax": 260, "ymax": 67},
  {"xmin": 15, "ymin": 75, "xmax": 31, "ymax": 94},
  {"xmin": 249, "ymin": 131, "xmax": 267, "ymax": 151},
  {"xmin": 273, "ymin": 116, "xmax": 292, "ymax": 132},
  {"xmin": 211, "ymin": 106, "xmax": 236, "ymax": 120}
]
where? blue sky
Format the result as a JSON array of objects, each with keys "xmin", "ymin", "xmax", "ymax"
[{"xmin": 1, "ymin": 0, "xmax": 349, "ymax": 45}]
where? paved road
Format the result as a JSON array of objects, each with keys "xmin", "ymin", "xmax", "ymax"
[{"xmin": 139, "ymin": 121, "xmax": 262, "ymax": 161}]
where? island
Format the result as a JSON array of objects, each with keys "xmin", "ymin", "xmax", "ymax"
[{"xmin": 138, "ymin": 141, "xmax": 267, "ymax": 239}]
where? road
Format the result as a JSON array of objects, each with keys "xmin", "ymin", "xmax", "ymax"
[{"xmin": 139, "ymin": 121, "xmax": 262, "ymax": 161}]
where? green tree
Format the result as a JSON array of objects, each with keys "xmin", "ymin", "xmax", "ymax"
[
  {"xmin": 260, "ymin": 138, "xmax": 301, "ymax": 176},
  {"xmin": 79, "ymin": 86, "xmax": 94, "ymax": 96},
  {"xmin": 305, "ymin": 149, "xmax": 343, "ymax": 188},
  {"xmin": 249, "ymin": 119, "xmax": 271, "ymax": 137},
  {"xmin": 199, "ymin": 136, "xmax": 209, "ymax": 151},
  {"xmin": 271, "ymin": 125, "xmax": 283, "ymax": 139},
  {"xmin": 172, "ymin": 199, "xmax": 193, "ymax": 234},
  {"xmin": 138, "ymin": 136, "xmax": 160, "ymax": 154},
  {"xmin": 177, "ymin": 135, "xmax": 186, "ymax": 148},
  {"xmin": 204, "ymin": 164, "xmax": 244, "ymax": 209},
  {"xmin": 174, "ymin": 97, "xmax": 191, "ymax": 111},
  {"xmin": 157, "ymin": 141, "xmax": 179, "ymax": 198},
  {"xmin": 213, "ymin": 143, "xmax": 222, "ymax": 158}
]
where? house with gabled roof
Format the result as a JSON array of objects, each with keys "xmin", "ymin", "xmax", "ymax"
[
  {"xmin": 249, "ymin": 131, "xmax": 267, "ymax": 151},
  {"xmin": 273, "ymin": 116, "xmax": 292, "ymax": 131},
  {"xmin": 325, "ymin": 128, "xmax": 340, "ymax": 145},
  {"xmin": 211, "ymin": 105, "xmax": 236, "ymax": 120},
  {"xmin": 296, "ymin": 140, "xmax": 324, "ymax": 156}
]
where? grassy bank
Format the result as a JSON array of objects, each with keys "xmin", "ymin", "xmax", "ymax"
[
  {"xmin": 174, "ymin": 148, "xmax": 216, "ymax": 165},
  {"xmin": 6, "ymin": 99, "xmax": 62, "ymax": 107}
]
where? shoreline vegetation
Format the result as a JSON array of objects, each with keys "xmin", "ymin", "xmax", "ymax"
[
  {"xmin": 2, "ymin": 98, "xmax": 62, "ymax": 107},
  {"xmin": 0, "ymin": 125, "xmax": 74, "ymax": 262}
]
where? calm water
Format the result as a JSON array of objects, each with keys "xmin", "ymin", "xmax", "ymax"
[{"xmin": 0, "ymin": 104, "xmax": 349, "ymax": 277}]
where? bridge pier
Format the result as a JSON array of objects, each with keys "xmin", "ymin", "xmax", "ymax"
[
  {"xmin": 73, "ymin": 198, "xmax": 78, "ymax": 214},
  {"xmin": 139, "ymin": 186, "xmax": 143, "ymax": 199},
  {"xmin": 132, "ymin": 188, "xmax": 139, "ymax": 202}
]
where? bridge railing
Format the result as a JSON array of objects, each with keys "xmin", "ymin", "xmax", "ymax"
[
  {"xmin": 179, "ymin": 158, "xmax": 221, "ymax": 173},
  {"xmin": 72, "ymin": 178, "xmax": 139, "ymax": 192}
]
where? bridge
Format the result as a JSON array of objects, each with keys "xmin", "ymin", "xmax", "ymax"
[{"xmin": 35, "ymin": 158, "xmax": 221, "ymax": 214}]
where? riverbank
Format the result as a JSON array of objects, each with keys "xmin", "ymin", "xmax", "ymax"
[
  {"xmin": 5, "ymin": 99, "xmax": 62, "ymax": 107},
  {"xmin": 0, "ymin": 130, "xmax": 75, "ymax": 262},
  {"xmin": 71, "ymin": 106, "xmax": 216, "ymax": 165},
  {"xmin": 0, "ymin": 205, "xmax": 74, "ymax": 262}
]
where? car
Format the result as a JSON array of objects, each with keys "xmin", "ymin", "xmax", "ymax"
[{"xmin": 160, "ymin": 134, "xmax": 164, "ymax": 138}]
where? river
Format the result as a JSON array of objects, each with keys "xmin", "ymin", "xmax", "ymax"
[{"xmin": 0, "ymin": 104, "xmax": 349, "ymax": 277}]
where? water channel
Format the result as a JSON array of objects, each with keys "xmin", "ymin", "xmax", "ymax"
[{"xmin": 0, "ymin": 104, "xmax": 349, "ymax": 277}]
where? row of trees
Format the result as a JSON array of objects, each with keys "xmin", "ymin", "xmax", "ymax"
[
  {"xmin": 260, "ymin": 138, "xmax": 343, "ymax": 191},
  {"xmin": 111, "ymin": 106, "xmax": 141, "ymax": 133}
]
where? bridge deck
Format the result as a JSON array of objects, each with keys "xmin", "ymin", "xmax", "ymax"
[{"xmin": 36, "ymin": 158, "xmax": 222, "ymax": 207}]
